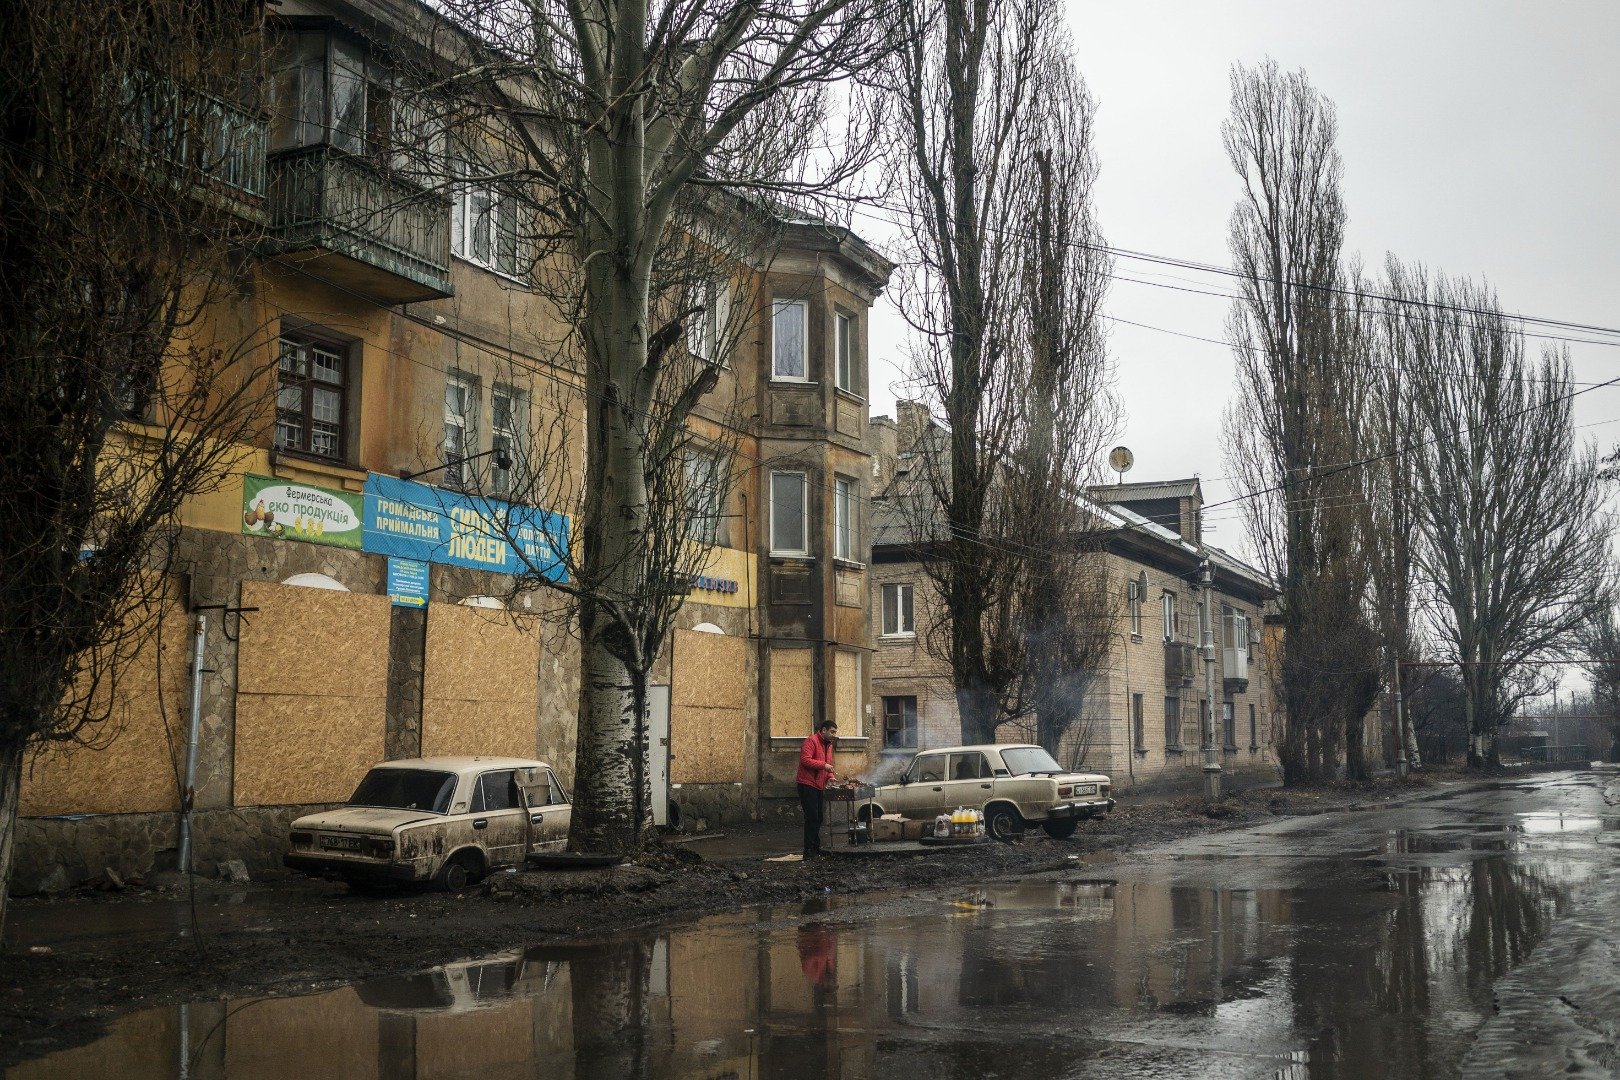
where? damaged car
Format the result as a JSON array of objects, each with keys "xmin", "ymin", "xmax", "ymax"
[
  {"xmin": 866, "ymin": 744, "xmax": 1114, "ymax": 841},
  {"xmin": 284, "ymin": 756, "xmax": 571, "ymax": 889}
]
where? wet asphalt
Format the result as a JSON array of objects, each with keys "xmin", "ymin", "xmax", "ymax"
[{"xmin": 7, "ymin": 767, "xmax": 1617, "ymax": 1079}]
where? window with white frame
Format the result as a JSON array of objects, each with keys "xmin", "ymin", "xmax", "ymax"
[
  {"xmin": 1162, "ymin": 591, "xmax": 1176, "ymax": 642},
  {"xmin": 883, "ymin": 696, "xmax": 918, "ymax": 750},
  {"xmin": 834, "ymin": 311, "xmax": 856, "ymax": 393},
  {"xmin": 769, "ymin": 471, "xmax": 808, "ymax": 555},
  {"xmin": 684, "ymin": 451, "xmax": 724, "ymax": 545},
  {"xmin": 443, "ymin": 375, "xmax": 474, "ymax": 486},
  {"xmin": 1127, "ymin": 576, "xmax": 1143, "ymax": 637},
  {"xmin": 881, "ymin": 583, "xmax": 915, "ymax": 637},
  {"xmin": 772, "ymin": 299, "xmax": 807, "ymax": 380},
  {"xmin": 452, "ymin": 162, "xmax": 520, "ymax": 277},
  {"xmin": 687, "ymin": 278, "xmax": 729, "ymax": 364},
  {"xmin": 490, "ymin": 384, "xmax": 524, "ymax": 498},
  {"xmin": 834, "ymin": 476, "xmax": 856, "ymax": 560}
]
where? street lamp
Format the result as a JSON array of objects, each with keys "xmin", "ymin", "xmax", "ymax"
[
  {"xmin": 398, "ymin": 447, "xmax": 513, "ymax": 483},
  {"xmin": 1199, "ymin": 558, "xmax": 1223, "ymax": 801}
]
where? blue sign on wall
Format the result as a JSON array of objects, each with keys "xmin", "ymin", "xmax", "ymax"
[
  {"xmin": 363, "ymin": 474, "xmax": 569, "ymax": 582},
  {"xmin": 386, "ymin": 557, "xmax": 430, "ymax": 608}
]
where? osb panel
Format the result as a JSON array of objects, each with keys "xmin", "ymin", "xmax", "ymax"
[
  {"xmin": 21, "ymin": 578, "xmax": 189, "ymax": 817},
  {"xmin": 238, "ymin": 580, "xmax": 390, "ymax": 700},
  {"xmin": 21, "ymin": 695, "xmax": 182, "ymax": 817},
  {"xmin": 234, "ymin": 694, "xmax": 384, "ymax": 806},
  {"xmin": 672, "ymin": 629, "xmax": 747, "ymax": 710},
  {"xmin": 671, "ymin": 704, "xmax": 746, "ymax": 783},
  {"xmin": 420, "ymin": 697, "xmax": 537, "ymax": 760},
  {"xmin": 768, "ymin": 648, "xmax": 813, "ymax": 738},
  {"xmin": 833, "ymin": 650, "xmax": 861, "ymax": 733},
  {"xmin": 424, "ymin": 603, "xmax": 541, "ymax": 703},
  {"xmin": 225, "ymin": 988, "xmax": 379, "ymax": 1080}
]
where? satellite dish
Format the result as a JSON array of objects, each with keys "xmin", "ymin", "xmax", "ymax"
[{"xmin": 1108, "ymin": 446, "xmax": 1134, "ymax": 483}]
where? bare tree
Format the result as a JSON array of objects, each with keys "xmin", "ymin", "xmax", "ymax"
[
  {"xmin": 886, "ymin": 0, "xmax": 1115, "ymax": 745},
  {"xmin": 403, "ymin": 0, "xmax": 888, "ymax": 854},
  {"xmin": 1390, "ymin": 264, "xmax": 1614, "ymax": 767},
  {"xmin": 1222, "ymin": 60, "xmax": 1381, "ymax": 783},
  {"xmin": 0, "ymin": 0, "xmax": 274, "ymax": 930},
  {"xmin": 1579, "ymin": 606, "xmax": 1620, "ymax": 762}
]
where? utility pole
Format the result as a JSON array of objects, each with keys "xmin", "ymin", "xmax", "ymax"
[
  {"xmin": 1393, "ymin": 653, "xmax": 1409, "ymax": 778},
  {"xmin": 1200, "ymin": 559, "xmax": 1222, "ymax": 800}
]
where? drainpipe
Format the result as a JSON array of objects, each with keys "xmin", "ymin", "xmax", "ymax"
[
  {"xmin": 178, "ymin": 614, "xmax": 207, "ymax": 875},
  {"xmin": 1199, "ymin": 561, "xmax": 1222, "ymax": 801}
]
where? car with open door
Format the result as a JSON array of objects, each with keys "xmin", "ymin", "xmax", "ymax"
[
  {"xmin": 868, "ymin": 744, "xmax": 1113, "ymax": 841},
  {"xmin": 284, "ymin": 756, "xmax": 571, "ymax": 890}
]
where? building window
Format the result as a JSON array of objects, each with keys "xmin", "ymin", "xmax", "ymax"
[
  {"xmin": 883, "ymin": 696, "xmax": 918, "ymax": 750},
  {"xmin": 772, "ymin": 299, "xmax": 807, "ymax": 380},
  {"xmin": 1132, "ymin": 693, "xmax": 1145, "ymax": 751},
  {"xmin": 442, "ymin": 375, "xmax": 475, "ymax": 486},
  {"xmin": 882, "ymin": 583, "xmax": 915, "ymax": 637},
  {"xmin": 490, "ymin": 385, "xmax": 523, "ymax": 498},
  {"xmin": 688, "ymin": 278, "xmax": 728, "ymax": 364},
  {"xmin": 1223, "ymin": 701, "xmax": 1237, "ymax": 750},
  {"xmin": 276, "ymin": 334, "xmax": 347, "ymax": 460},
  {"xmin": 1249, "ymin": 703, "xmax": 1258, "ymax": 750},
  {"xmin": 684, "ymin": 451, "xmax": 724, "ymax": 545},
  {"xmin": 1164, "ymin": 696, "xmax": 1181, "ymax": 749},
  {"xmin": 452, "ymin": 164, "xmax": 521, "ymax": 277},
  {"xmin": 1127, "ymin": 577, "xmax": 1143, "ymax": 637},
  {"xmin": 1162, "ymin": 591, "xmax": 1176, "ymax": 642},
  {"xmin": 834, "ymin": 476, "xmax": 856, "ymax": 560},
  {"xmin": 834, "ymin": 311, "xmax": 856, "ymax": 393},
  {"xmin": 769, "ymin": 470, "xmax": 808, "ymax": 555}
]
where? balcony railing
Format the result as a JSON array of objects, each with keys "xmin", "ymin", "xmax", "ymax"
[
  {"xmin": 129, "ymin": 81, "xmax": 268, "ymax": 214},
  {"xmin": 1223, "ymin": 645, "xmax": 1249, "ymax": 683},
  {"xmin": 266, "ymin": 144, "xmax": 452, "ymax": 303}
]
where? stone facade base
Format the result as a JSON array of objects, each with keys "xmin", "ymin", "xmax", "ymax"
[
  {"xmin": 1118, "ymin": 757, "xmax": 1282, "ymax": 797},
  {"xmin": 668, "ymin": 783, "xmax": 756, "ymax": 833},
  {"xmin": 11, "ymin": 805, "xmax": 331, "ymax": 896}
]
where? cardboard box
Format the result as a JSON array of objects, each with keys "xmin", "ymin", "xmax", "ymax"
[{"xmin": 869, "ymin": 818, "xmax": 905, "ymax": 843}]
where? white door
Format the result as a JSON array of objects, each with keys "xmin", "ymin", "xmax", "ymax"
[{"xmin": 647, "ymin": 684, "xmax": 671, "ymax": 826}]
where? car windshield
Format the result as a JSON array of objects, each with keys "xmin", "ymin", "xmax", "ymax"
[
  {"xmin": 999, "ymin": 747, "xmax": 1064, "ymax": 776},
  {"xmin": 348, "ymin": 768, "xmax": 457, "ymax": 814}
]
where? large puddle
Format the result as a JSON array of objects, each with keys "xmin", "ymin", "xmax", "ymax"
[{"xmin": 7, "ymin": 820, "xmax": 1601, "ymax": 1079}]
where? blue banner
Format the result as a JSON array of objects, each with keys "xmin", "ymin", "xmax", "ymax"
[{"xmin": 362, "ymin": 474, "xmax": 569, "ymax": 582}]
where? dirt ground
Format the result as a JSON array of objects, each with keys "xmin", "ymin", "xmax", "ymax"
[{"xmin": 0, "ymin": 777, "xmax": 1437, "ymax": 1066}]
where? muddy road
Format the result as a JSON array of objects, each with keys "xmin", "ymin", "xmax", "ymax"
[{"xmin": 5, "ymin": 769, "xmax": 1616, "ymax": 1077}]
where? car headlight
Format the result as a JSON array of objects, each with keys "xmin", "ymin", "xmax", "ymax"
[
  {"xmin": 364, "ymin": 836, "xmax": 395, "ymax": 859},
  {"xmin": 290, "ymin": 831, "xmax": 313, "ymax": 847}
]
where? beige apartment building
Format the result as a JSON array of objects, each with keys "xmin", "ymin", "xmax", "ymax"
[
  {"xmin": 867, "ymin": 404, "xmax": 1282, "ymax": 794},
  {"xmin": 11, "ymin": 0, "xmax": 891, "ymax": 892}
]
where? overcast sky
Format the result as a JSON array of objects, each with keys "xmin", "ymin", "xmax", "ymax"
[{"xmin": 864, "ymin": 0, "xmax": 1620, "ymax": 562}]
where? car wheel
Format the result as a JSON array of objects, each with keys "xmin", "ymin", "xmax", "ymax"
[
  {"xmin": 437, "ymin": 851, "xmax": 480, "ymax": 892},
  {"xmin": 1042, "ymin": 818, "xmax": 1079, "ymax": 840},
  {"xmin": 985, "ymin": 804, "xmax": 1022, "ymax": 842}
]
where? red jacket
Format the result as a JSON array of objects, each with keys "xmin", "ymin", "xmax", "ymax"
[{"xmin": 796, "ymin": 733, "xmax": 836, "ymax": 790}]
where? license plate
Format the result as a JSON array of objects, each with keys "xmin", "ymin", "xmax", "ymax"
[
  {"xmin": 320, "ymin": 834, "xmax": 363, "ymax": 851},
  {"xmin": 1073, "ymin": 784, "xmax": 1097, "ymax": 796}
]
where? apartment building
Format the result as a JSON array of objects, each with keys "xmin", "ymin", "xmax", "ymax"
[
  {"xmin": 12, "ymin": 0, "xmax": 890, "ymax": 891},
  {"xmin": 867, "ymin": 404, "xmax": 1282, "ymax": 795}
]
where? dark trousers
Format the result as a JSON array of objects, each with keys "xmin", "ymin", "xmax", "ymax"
[{"xmin": 798, "ymin": 783, "xmax": 825, "ymax": 855}]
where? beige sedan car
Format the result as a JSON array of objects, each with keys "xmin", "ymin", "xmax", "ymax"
[
  {"xmin": 868, "ymin": 744, "xmax": 1114, "ymax": 841},
  {"xmin": 284, "ymin": 756, "xmax": 571, "ymax": 890}
]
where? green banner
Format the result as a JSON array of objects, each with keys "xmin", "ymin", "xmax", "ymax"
[{"xmin": 242, "ymin": 474, "xmax": 365, "ymax": 549}]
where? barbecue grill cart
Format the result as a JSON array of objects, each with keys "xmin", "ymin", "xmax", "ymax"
[{"xmin": 822, "ymin": 784, "xmax": 875, "ymax": 845}]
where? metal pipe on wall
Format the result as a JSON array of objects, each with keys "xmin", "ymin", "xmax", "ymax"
[{"xmin": 178, "ymin": 614, "xmax": 206, "ymax": 875}]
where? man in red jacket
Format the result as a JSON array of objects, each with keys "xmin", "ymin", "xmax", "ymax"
[{"xmin": 797, "ymin": 720, "xmax": 838, "ymax": 858}]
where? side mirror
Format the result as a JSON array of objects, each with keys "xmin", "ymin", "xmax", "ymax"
[{"xmin": 898, "ymin": 774, "xmax": 910, "ymax": 785}]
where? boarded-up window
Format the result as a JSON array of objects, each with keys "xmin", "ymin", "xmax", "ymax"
[
  {"xmin": 768, "ymin": 647, "xmax": 813, "ymax": 737},
  {"xmin": 833, "ymin": 649, "xmax": 862, "ymax": 736},
  {"xmin": 234, "ymin": 580, "xmax": 390, "ymax": 806},
  {"xmin": 671, "ymin": 628, "xmax": 748, "ymax": 783},
  {"xmin": 422, "ymin": 602, "xmax": 540, "ymax": 760}
]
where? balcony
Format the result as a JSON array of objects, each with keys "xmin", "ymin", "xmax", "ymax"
[
  {"xmin": 130, "ymin": 81, "xmax": 268, "ymax": 222},
  {"xmin": 265, "ymin": 144, "xmax": 452, "ymax": 304},
  {"xmin": 1223, "ymin": 644, "xmax": 1249, "ymax": 692}
]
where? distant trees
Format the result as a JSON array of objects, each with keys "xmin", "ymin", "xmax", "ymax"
[{"xmin": 884, "ymin": 0, "xmax": 1116, "ymax": 748}]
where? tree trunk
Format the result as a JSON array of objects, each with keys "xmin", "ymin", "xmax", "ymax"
[
  {"xmin": 956, "ymin": 682, "xmax": 999, "ymax": 746},
  {"xmin": 0, "ymin": 737, "xmax": 24, "ymax": 933}
]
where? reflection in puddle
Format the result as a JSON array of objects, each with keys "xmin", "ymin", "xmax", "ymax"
[{"xmin": 5, "ymin": 853, "xmax": 1591, "ymax": 1079}]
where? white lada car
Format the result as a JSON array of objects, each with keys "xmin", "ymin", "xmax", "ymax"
[
  {"xmin": 284, "ymin": 757, "xmax": 571, "ymax": 890},
  {"xmin": 868, "ymin": 744, "xmax": 1114, "ymax": 841}
]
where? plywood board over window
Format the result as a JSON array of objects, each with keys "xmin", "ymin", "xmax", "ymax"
[
  {"xmin": 234, "ymin": 580, "xmax": 390, "ymax": 806},
  {"xmin": 768, "ymin": 647, "xmax": 814, "ymax": 738},
  {"xmin": 833, "ymin": 649, "xmax": 862, "ymax": 736},
  {"xmin": 671, "ymin": 628, "xmax": 748, "ymax": 783},
  {"xmin": 20, "ymin": 575, "xmax": 190, "ymax": 817},
  {"xmin": 421, "ymin": 602, "xmax": 541, "ymax": 759}
]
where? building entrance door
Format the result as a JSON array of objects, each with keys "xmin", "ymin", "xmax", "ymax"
[{"xmin": 647, "ymin": 684, "xmax": 671, "ymax": 826}]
